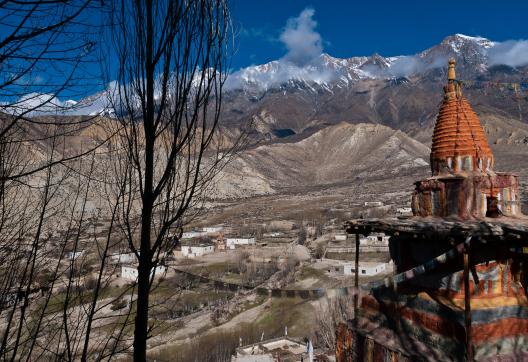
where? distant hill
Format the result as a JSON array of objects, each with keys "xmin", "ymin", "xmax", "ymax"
[{"xmin": 213, "ymin": 122, "xmax": 430, "ymax": 197}]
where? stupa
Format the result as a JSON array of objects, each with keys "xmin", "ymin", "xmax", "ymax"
[
  {"xmin": 336, "ymin": 59, "xmax": 528, "ymax": 361},
  {"xmin": 412, "ymin": 58, "xmax": 520, "ymax": 219}
]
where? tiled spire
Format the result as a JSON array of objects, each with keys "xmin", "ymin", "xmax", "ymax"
[{"xmin": 430, "ymin": 58, "xmax": 494, "ymax": 175}]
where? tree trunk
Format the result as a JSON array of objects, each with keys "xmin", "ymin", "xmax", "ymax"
[
  {"xmin": 133, "ymin": 252, "xmax": 151, "ymax": 361},
  {"xmin": 134, "ymin": 1, "xmax": 155, "ymax": 359}
]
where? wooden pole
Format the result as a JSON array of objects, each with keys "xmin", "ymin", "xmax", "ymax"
[
  {"xmin": 354, "ymin": 232, "xmax": 360, "ymax": 320},
  {"xmin": 350, "ymin": 229, "xmax": 359, "ymax": 361},
  {"xmin": 464, "ymin": 248, "xmax": 473, "ymax": 361}
]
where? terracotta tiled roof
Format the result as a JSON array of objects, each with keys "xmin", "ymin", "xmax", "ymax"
[
  {"xmin": 431, "ymin": 97, "xmax": 492, "ymax": 159},
  {"xmin": 430, "ymin": 59, "xmax": 493, "ymax": 175}
]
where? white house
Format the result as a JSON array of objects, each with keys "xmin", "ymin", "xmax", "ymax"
[
  {"xmin": 360, "ymin": 233, "xmax": 390, "ymax": 246},
  {"xmin": 334, "ymin": 234, "xmax": 347, "ymax": 241},
  {"xmin": 110, "ymin": 252, "xmax": 137, "ymax": 264},
  {"xmin": 233, "ymin": 337, "xmax": 309, "ymax": 362},
  {"xmin": 342, "ymin": 262, "xmax": 388, "ymax": 276},
  {"xmin": 397, "ymin": 207, "xmax": 413, "ymax": 215},
  {"xmin": 181, "ymin": 243, "xmax": 215, "ymax": 258},
  {"xmin": 121, "ymin": 265, "xmax": 167, "ymax": 281},
  {"xmin": 263, "ymin": 232, "xmax": 282, "ymax": 238},
  {"xmin": 181, "ymin": 231, "xmax": 208, "ymax": 239},
  {"xmin": 202, "ymin": 226, "xmax": 223, "ymax": 233},
  {"xmin": 225, "ymin": 237, "xmax": 256, "ymax": 250},
  {"xmin": 359, "ymin": 262, "xmax": 388, "ymax": 276}
]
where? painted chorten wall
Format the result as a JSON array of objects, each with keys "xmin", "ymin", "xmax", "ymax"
[
  {"xmin": 337, "ymin": 59, "xmax": 528, "ymax": 362},
  {"xmin": 411, "ymin": 59, "xmax": 520, "ymax": 219}
]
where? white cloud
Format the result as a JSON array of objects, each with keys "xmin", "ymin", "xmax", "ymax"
[
  {"xmin": 386, "ymin": 56, "xmax": 423, "ymax": 78},
  {"xmin": 280, "ymin": 8, "xmax": 323, "ymax": 66},
  {"xmin": 488, "ymin": 40, "xmax": 528, "ymax": 67},
  {"xmin": 4, "ymin": 93, "xmax": 65, "ymax": 115},
  {"xmin": 225, "ymin": 8, "xmax": 332, "ymax": 90},
  {"xmin": 387, "ymin": 55, "xmax": 448, "ymax": 78}
]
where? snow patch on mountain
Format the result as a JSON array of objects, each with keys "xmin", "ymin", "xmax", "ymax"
[
  {"xmin": 448, "ymin": 33, "xmax": 495, "ymax": 52},
  {"xmin": 225, "ymin": 58, "xmax": 337, "ymax": 91},
  {"xmin": 3, "ymin": 93, "xmax": 82, "ymax": 116}
]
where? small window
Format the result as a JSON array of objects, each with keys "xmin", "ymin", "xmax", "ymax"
[{"xmin": 361, "ymin": 270, "xmax": 366, "ymax": 274}]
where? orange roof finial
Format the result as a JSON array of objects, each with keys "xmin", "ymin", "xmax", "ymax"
[
  {"xmin": 444, "ymin": 58, "xmax": 458, "ymax": 99},
  {"xmin": 448, "ymin": 58, "xmax": 456, "ymax": 81}
]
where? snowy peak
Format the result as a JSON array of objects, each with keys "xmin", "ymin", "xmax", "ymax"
[
  {"xmin": 362, "ymin": 53, "xmax": 393, "ymax": 69},
  {"xmin": 443, "ymin": 34, "xmax": 495, "ymax": 51},
  {"xmin": 226, "ymin": 33, "xmax": 510, "ymax": 92},
  {"xmin": 226, "ymin": 57, "xmax": 337, "ymax": 91},
  {"xmin": 439, "ymin": 34, "xmax": 495, "ymax": 57}
]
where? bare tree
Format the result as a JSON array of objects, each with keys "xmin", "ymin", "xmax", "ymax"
[
  {"xmin": 106, "ymin": 0, "xmax": 231, "ymax": 359},
  {"xmin": 0, "ymin": 133, "xmax": 136, "ymax": 360},
  {"xmin": 0, "ymin": 2, "xmax": 133, "ymax": 360},
  {"xmin": 0, "ymin": 1, "xmax": 235, "ymax": 359},
  {"xmin": 315, "ymin": 296, "xmax": 355, "ymax": 350},
  {"xmin": 0, "ymin": 0, "xmax": 117, "ymax": 186}
]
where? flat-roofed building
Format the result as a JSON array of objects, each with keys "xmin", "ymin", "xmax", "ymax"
[
  {"xmin": 225, "ymin": 237, "xmax": 256, "ymax": 250},
  {"xmin": 180, "ymin": 240, "xmax": 215, "ymax": 258},
  {"xmin": 121, "ymin": 265, "xmax": 166, "ymax": 281}
]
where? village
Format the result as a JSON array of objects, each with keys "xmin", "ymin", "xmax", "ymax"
[
  {"xmin": 117, "ymin": 224, "xmax": 393, "ymax": 360},
  {"xmin": 113, "ymin": 210, "xmax": 395, "ymax": 284},
  {"xmin": 12, "ymin": 198, "xmax": 403, "ymax": 361}
]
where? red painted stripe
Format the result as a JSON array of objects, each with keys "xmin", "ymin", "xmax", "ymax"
[{"xmin": 473, "ymin": 318, "xmax": 528, "ymax": 343}]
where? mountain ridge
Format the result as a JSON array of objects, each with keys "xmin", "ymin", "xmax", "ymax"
[
  {"xmin": 213, "ymin": 122, "xmax": 431, "ymax": 198},
  {"xmin": 9, "ymin": 34, "xmax": 527, "ymax": 117},
  {"xmin": 225, "ymin": 34, "xmax": 507, "ymax": 92}
]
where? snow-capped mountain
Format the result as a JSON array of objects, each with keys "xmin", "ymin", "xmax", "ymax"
[
  {"xmin": 6, "ymin": 34, "xmax": 528, "ymax": 117},
  {"xmin": 216, "ymin": 34, "xmax": 528, "ymax": 143},
  {"xmin": 225, "ymin": 34, "xmax": 514, "ymax": 92}
]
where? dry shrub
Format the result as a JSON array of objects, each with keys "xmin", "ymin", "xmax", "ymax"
[{"xmin": 110, "ymin": 298, "xmax": 128, "ymax": 311}]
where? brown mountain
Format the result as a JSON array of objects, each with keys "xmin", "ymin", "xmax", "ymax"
[{"xmin": 214, "ymin": 122, "xmax": 430, "ymax": 198}]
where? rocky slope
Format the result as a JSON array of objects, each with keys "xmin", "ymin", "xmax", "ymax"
[{"xmin": 213, "ymin": 122, "xmax": 430, "ymax": 197}]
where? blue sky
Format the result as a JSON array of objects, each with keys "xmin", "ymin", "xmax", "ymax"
[
  {"xmin": 230, "ymin": 0, "xmax": 528, "ymax": 69},
  {"xmin": 4, "ymin": 0, "xmax": 527, "ymax": 108}
]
